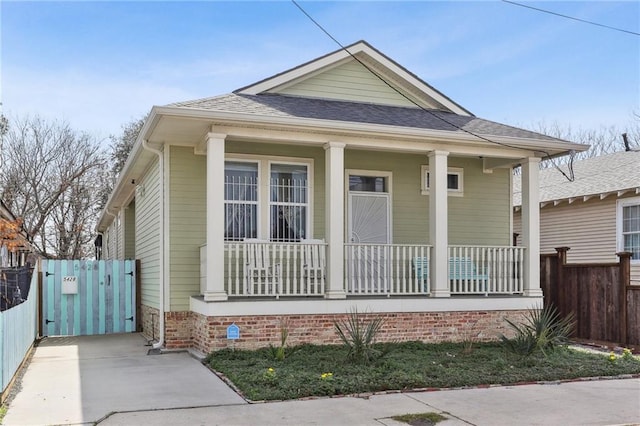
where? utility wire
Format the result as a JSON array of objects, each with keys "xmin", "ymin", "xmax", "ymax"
[
  {"xmin": 503, "ymin": 0, "xmax": 639, "ymax": 37},
  {"xmin": 291, "ymin": 1, "xmax": 524, "ymax": 150},
  {"xmin": 290, "ymin": 0, "xmax": 577, "ymax": 181}
]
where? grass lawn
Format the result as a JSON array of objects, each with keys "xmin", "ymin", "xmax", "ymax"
[{"xmin": 205, "ymin": 341, "xmax": 640, "ymax": 401}]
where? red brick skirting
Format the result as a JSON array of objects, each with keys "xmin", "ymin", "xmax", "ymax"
[{"xmin": 180, "ymin": 309, "xmax": 527, "ymax": 355}]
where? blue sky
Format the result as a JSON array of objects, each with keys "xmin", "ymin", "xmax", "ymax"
[{"xmin": 1, "ymin": 1, "xmax": 638, "ymax": 140}]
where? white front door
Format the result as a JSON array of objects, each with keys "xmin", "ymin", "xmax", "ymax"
[
  {"xmin": 347, "ymin": 173, "xmax": 391, "ymax": 292},
  {"xmin": 348, "ymin": 193, "xmax": 390, "ymax": 244}
]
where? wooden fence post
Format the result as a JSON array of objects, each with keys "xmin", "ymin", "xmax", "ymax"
[
  {"xmin": 37, "ymin": 258, "xmax": 43, "ymax": 338},
  {"xmin": 554, "ymin": 247, "xmax": 570, "ymax": 311},
  {"xmin": 617, "ymin": 251, "xmax": 632, "ymax": 346}
]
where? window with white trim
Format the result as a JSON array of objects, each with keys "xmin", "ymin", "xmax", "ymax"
[
  {"xmin": 270, "ymin": 163, "xmax": 308, "ymax": 242},
  {"xmin": 224, "ymin": 161, "xmax": 258, "ymax": 241},
  {"xmin": 224, "ymin": 158, "xmax": 311, "ymax": 242},
  {"xmin": 619, "ymin": 197, "xmax": 640, "ymax": 261},
  {"xmin": 421, "ymin": 166, "xmax": 464, "ymax": 196}
]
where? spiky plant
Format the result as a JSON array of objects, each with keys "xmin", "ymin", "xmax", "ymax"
[
  {"xmin": 334, "ymin": 307, "xmax": 386, "ymax": 364},
  {"xmin": 501, "ymin": 304, "xmax": 575, "ymax": 358}
]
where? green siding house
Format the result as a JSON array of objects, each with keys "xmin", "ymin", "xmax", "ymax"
[{"xmin": 97, "ymin": 41, "xmax": 587, "ymax": 353}]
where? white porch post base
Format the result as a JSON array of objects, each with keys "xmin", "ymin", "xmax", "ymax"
[
  {"xmin": 523, "ymin": 288, "xmax": 544, "ymax": 297},
  {"xmin": 203, "ymin": 291, "xmax": 228, "ymax": 302},
  {"xmin": 430, "ymin": 288, "xmax": 451, "ymax": 298},
  {"xmin": 325, "ymin": 289, "xmax": 347, "ymax": 299}
]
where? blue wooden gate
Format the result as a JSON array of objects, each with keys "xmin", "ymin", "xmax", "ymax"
[{"xmin": 41, "ymin": 260, "xmax": 136, "ymax": 336}]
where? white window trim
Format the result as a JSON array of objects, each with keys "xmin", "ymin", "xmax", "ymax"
[
  {"xmin": 225, "ymin": 154, "xmax": 314, "ymax": 241},
  {"xmin": 421, "ymin": 165, "xmax": 464, "ymax": 197},
  {"xmin": 616, "ymin": 195, "xmax": 640, "ymax": 264}
]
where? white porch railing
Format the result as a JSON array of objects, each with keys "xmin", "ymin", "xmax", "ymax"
[
  {"xmin": 345, "ymin": 244, "xmax": 431, "ymax": 296},
  {"xmin": 208, "ymin": 243, "xmax": 525, "ymax": 298},
  {"xmin": 448, "ymin": 245, "xmax": 524, "ymax": 295},
  {"xmin": 223, "ymin": 241, "xmax": 326, "ymax": 297}
]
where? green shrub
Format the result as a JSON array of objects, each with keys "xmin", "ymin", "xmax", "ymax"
[
  {"xmin": 501, "ymin": 304, "xmax": 575, "ymax": 358},
  {"xmin": 334, "ymin": 307, "xmax": 387, "ymax": 364},
  {"xmin": 268, "ymin": 318, "xmax": 291, "ymax": 361}
]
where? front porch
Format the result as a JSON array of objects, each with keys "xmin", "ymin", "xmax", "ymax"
[
  {"xmin": 199, "ymin": 137, "xmax": 543, "ymax": 303},
  {"xmin": 202, "ymin": 241, "xmax": 525, "ymax": 298}
]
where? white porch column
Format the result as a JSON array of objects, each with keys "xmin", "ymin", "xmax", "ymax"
[
  {"xmin": 522, "ymin": 157, "xmax": 543, "ymax": 297},
  {"xmin": 429, "ymin": 150, "xmax": 450, "ymax": 297},
  {"xmin": 324, "ymin": 142, "xmax": 346, "ymax": 299},
  {"xmin": 204, "ymin": 133, "xmax": 228, "ymax": 301}
]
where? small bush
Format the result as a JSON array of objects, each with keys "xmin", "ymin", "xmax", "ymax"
[
  {"xmin": 501, "ymin": 304, "xmax": 575, "ymax": 358},
  {"xmin": 334, "ymin": 307, "xmax": 386, "ymax": 364},
  {"xmin": 268, "ymin": 318, "xmax": 292, "ymax": 361}
]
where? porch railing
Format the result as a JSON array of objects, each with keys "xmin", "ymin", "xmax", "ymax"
[
  {"xmin": 211, "ymin": 242, "xmax": 525, "ymax": 298},
  {"xmin": 448, "ymin": 245, "xmax": 524, "ymax": 295},
  {"xmin": 223, "ymin": 241, "xmax": 327, "ymax": 297},
  {"xmin": 345, "ymin": 244, "xmax": 431, "ymax": 296}
]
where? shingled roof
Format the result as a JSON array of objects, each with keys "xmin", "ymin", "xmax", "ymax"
[
  {"xmin": 513, "ymin": 149, "xmax": 640, "ymax": 206},
  {"xmin": 168, "ymin": 93, "xmax": 562, "ymax": 142}
]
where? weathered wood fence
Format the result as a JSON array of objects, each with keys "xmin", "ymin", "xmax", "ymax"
[{"xmin": 540, "ymin": 247, "xmax": 638, "ymax": 346}]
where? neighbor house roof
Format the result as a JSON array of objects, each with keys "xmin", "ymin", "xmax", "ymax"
[
  {"xmin": 513, "ymin": 150, "xmax": 640, "ymax": 207},
  {"xmin": 169, "ymin": 93, "xmax": 561, "ymax": 142}
]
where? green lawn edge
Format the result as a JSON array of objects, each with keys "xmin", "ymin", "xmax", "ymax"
[{"xmin": 205, "ymin": 341, "xmax": 640, "ymax": 402}]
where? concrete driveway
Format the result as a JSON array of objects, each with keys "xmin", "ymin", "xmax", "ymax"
[{"xmin": 3, "ymin": 333, "xmax": 246, "ymax": 425}]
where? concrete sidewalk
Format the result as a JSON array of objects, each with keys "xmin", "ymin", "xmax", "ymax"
[
  {"xmin": 98, "ymin": 378, "xmax": 640, "ymax": 426},
  {"xmin": 3, "ymin": 333, "xmax": 245, "ymax": 425},
  {"xmin": 4, "ymin": 333, "xmax": 639, "ymax": 425}
]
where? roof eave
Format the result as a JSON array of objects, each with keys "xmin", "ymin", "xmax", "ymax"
[
  {"xmin": 96, "ymin": 108, "xmax": 162, "ymax": 232},
  {"xmin": 153, "ymin": 105, "xmax": 586, "ymax": 155}
]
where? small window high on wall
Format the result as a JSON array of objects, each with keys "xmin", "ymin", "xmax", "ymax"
[{"xmin": 421, "ymin": 166, "xmax": 464, "ymax": 196}]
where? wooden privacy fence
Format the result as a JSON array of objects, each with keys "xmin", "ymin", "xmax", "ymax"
[{"xmin": 540, "ymin": 247, "xmax": 638, "ymax": 346}]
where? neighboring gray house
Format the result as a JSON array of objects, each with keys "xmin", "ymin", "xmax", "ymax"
[{"xmin": 514, "ymin": 149, "xmax": 640, "ymax": 285}]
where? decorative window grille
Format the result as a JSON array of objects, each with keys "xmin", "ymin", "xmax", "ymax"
[
  {"xmin": 622, "ymin": 204, "xmax": 640, "ymax": 260},
  {"xmin": 270, "ymin": 163, "xmax": 308, "ymax": 242},
  {"xmin": 224, "ymin": 161, "xmax": 258, "ymax": 241}
]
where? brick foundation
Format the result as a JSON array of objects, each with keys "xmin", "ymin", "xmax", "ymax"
[
  {"xmin": 189, "ymin": 310, "xmax": 527, "ymax": 355},
  {"xmin": 140, "ymin": 305, "xmax": 161, "ymax": 342},
  {"xmin": 165, "ymin": 311, "xmax": 193, "ymax": 349}
]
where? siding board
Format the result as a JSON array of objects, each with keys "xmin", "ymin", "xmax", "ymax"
[
  {"xmin": 515, "ymin": 195, "xmax": 640, "ymax": 285},
  {"xmin": 278, "ymin": 60, "xmax": 417, "ymax": 107},
  {"xmin": 168, "ymin": 147, "xmax": 206, "ymax": 311},
  {"xmin": 135, "ymin": 159, "xmax": 161, "ymax": 309}
]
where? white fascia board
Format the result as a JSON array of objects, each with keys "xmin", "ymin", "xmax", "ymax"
[
  {"xmin": 355, "ymin": 44, "xmax": 471, "ymax": 116},
  {"xmin": 96, "ymin": 108, "xmax": 162, "ymax": 232},
  {"xmin": 238, "ymin": 49, "xmax": 353, "ymax": 95},
  {"xmin": 191, "ymin": 295, "xmax": 542, "ymax": 317},
  {"xmin": 154, "ymin": 105, "xmax": 584, "ymax": 157}
]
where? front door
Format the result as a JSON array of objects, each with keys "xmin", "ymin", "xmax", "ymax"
[{"xmin": 347, "ymin": 173, "xmax": 391, "ymax": 292}]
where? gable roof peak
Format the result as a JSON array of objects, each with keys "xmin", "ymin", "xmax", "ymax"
[{"xmin": 235, "ymin": 40, "xmax": 472, "ymax": 116}]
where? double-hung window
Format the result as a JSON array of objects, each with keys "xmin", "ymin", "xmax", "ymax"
[
  {"xmin": 224, "ymin": 158, "xmax": 311, "ymax": 242},
  {"xmin": 619, "ymin": 197, "xmax": 640, "ymax": 261},
  {"xmin": 224, "ymin": 161, "xmax": 258, "ymax": 241},
  {"xmin": 270, "ymin": 163, "xmax": 308, "ymax": 241}
]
